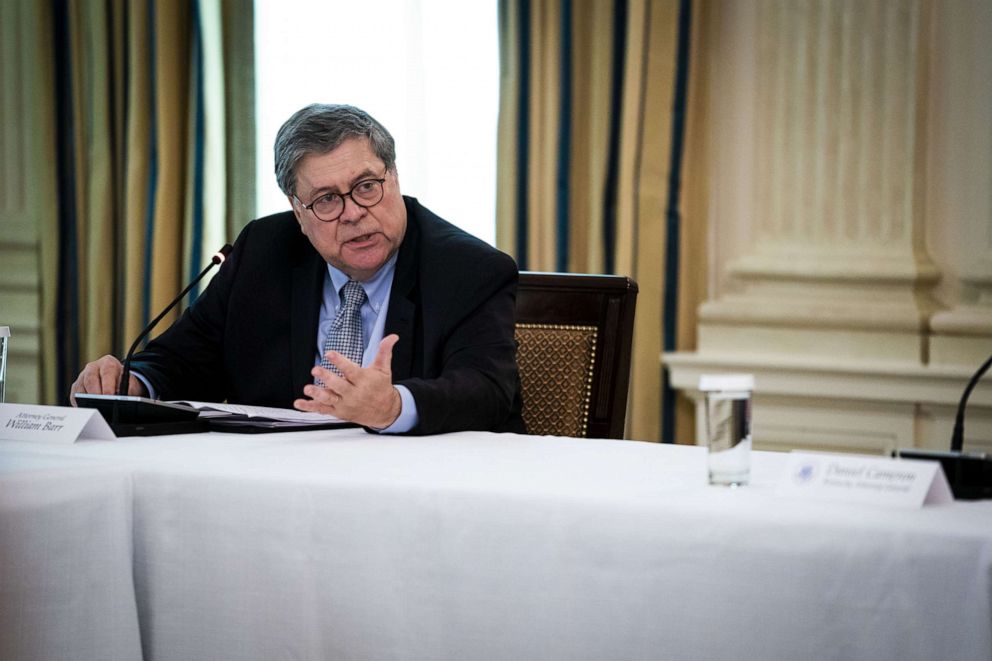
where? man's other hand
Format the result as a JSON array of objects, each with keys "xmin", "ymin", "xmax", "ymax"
[{"xmin": 69, "ymin": 355, "xmax": 147, "ymax": 405}]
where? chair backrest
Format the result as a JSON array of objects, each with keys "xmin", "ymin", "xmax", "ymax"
[{"xmin": 515, "ymin": 272, "xmax": 638, "ymax": 439}]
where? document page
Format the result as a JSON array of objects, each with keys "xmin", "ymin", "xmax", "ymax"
[{"xmin": 172, "ymin": 401, "xmax": 342, "ymax": 423}]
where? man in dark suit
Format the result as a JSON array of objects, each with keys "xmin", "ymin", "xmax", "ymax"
[{"xmin": 70, "ymin": 104, "xmax": 525, "ymax": 435}]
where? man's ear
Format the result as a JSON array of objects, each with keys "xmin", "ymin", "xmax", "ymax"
[
  {"xmin": 288, "ymin": 195, "xmax": 303, "ymax": 224},
  {"xmin": 387, "ymin": 166, "xmax": 400, "ymax": 195}
]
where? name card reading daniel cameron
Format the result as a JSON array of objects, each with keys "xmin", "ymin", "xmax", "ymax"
[
  {"xmin": 777, "ymin": 451, "xmax": 953, "ymax": 508},
  {"xmin": 0, "ymin": 404, "xmax": 115, "ymax": 443}
]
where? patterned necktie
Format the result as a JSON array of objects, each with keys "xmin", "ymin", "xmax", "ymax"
[{"xmin": 318, "ymin": 280, "xmax": 367, "ymax": 380}]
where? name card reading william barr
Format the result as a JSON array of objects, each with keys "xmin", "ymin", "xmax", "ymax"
[
  {"xmin": 0, "ymin": 404, "xmax": 115, "ymax": 443},
  {"xmin": 777, "ymin": 451, "xmax": 953, "ymax": 508}
]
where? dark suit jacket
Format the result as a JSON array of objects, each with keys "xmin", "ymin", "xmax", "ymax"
[{"xmin": 133, "ymin": 196, "xmax": 525, "ymax": 434}]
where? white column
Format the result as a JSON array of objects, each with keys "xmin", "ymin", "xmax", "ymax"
[
  {"xmin": 926, "ymin": 0, "xmax": 992, "ymax": 367},
  {"xmin": 699, "ymin": 0, "xmax": 939, "ymax": 363}
]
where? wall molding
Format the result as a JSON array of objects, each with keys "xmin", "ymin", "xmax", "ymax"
[{"xmin": 665, "ymin": 351, "xmax": 991, "ymax": 455}]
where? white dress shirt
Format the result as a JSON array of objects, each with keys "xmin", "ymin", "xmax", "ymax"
[{"xmin": 320, "ymin": 254, "xmax": 418, "ymax": 433}]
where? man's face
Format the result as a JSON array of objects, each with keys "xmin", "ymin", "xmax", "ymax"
[{"xmin": 290, "ymin": 138, "xmax": 407, "ymax": 281}]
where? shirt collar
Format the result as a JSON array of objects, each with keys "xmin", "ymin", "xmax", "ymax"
[{"xmin": 327, "ymin": 253, "xmax": 397, "ymax": 313}]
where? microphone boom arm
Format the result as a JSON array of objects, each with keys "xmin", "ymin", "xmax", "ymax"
[
  {"xmin": 117, "ymin": 245, "xmax": 232, "ymax": 396},
  {"xmin": 950, "ymin": 352, "xmax": 992, "ymax": 453}
]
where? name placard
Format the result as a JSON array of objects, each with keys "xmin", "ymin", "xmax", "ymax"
[
  {"xmin": 777, "ymin": 451, "xmax": 953, "ymax": 508},
  {"xmin": 0, "ymin": 404, "xmax": 115, "ymax": 444}
]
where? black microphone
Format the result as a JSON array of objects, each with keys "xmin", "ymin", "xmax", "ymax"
[
  {"xmin": 117, "ymin": 244, "xmax": 233, "ymax": 396},
  {"xmin": 894, "ymin": 352, "xmax": 992, "ymax": 500},
  {"xmin": 950, "ymin": 352, "xmax": 992, "ymax": 453}
]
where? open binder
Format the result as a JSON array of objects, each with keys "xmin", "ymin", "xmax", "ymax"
[{"xmin": 75, "ymin": 394, "xmax": 353, "ymax": 435}]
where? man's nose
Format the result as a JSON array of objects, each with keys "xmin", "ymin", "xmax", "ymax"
[{"xmin": 337, "ymin": 195, "xmax": 366, "ymax": 224}]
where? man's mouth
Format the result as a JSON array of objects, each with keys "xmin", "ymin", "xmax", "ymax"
[{"xmin": 345, "ymin": 233, "xmax": 375, "ymax": 245}]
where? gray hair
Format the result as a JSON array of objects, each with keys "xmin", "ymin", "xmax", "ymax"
[{"xmin": 273, "ymin": 104, "xmax": 397, "ymax": 197}]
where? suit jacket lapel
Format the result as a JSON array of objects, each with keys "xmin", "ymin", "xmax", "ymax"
[
  {"xmin": 290, "ymin": 248, "xmax": 325, "ymax": 398},
  {"xmin": 385, "ymin": 200, "xmax": 419, "ymax": 381}
]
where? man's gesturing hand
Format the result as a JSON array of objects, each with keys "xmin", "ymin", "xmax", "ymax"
[{"xmin": 295, "ymin": 334, "xmax": 402, "ymax": 429}]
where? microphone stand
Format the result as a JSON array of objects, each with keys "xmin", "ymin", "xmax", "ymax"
[
  {"xmin": 895, "ymin": 351, "xmax": 992, "ymax": 500},
  {"xmin": 950, "ymin": 353, "xmax": 992, "ymax": 453},
  {"xmin": 93, "ymin": 244, "xmax": 233, "ymax": 434},
  {"xmin": 118, "ymin": 246, "xmax": 232, "ymax": 397}
]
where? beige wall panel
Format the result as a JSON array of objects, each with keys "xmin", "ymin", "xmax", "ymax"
[
  {"xmin": 925, "ymin": 0, "xmax": 992, "ymax": 366},
  {"xmin": 667, "ymin": 0, "xmax": 991, "ymax": 455}
]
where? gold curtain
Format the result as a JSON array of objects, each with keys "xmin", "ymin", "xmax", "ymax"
[
  {"xmin": 497, "ymin": 0, "xmax": 705, "ymax": 442},
  {"xmin": 42, "ymin": 0, "xmax": 254, "ymax": 403}
]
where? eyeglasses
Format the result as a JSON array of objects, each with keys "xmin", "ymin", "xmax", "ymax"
[{"xmin": 295, "ymin": 174, "xmax": 387, "ymax": 222}]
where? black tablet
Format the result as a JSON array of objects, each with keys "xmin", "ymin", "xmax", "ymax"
[{"xmin": 74, "ymin": 394, "xmax": 199, "ymax": 424}]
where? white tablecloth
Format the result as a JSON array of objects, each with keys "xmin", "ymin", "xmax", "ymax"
[
  {"xmin": 0, "ymin": 452, "xmax": 142, "ymax": 661},
  {"xmin": 2, "ymin": 430, "xmax": 991, "ymax": 660}
]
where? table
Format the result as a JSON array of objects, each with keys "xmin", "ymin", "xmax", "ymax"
[
  {"xmin": 2, "ymin": 430, "xmax": 991, "ymax": 660},
  {"xmin": 0, "ymin": 451, "xmax": 142, "ymax": 660}
]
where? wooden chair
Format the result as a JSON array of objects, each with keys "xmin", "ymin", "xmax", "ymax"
[{"xmin": 515, "ymin": 272, "xmax": 638, "ymax": 439}]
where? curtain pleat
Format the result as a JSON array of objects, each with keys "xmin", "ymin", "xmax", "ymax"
[
  {"xmin": 78, "ymin": 0, "xmax": 116, "ymax": 364},
  {"xmin": 497, "ymin": 0, "xmax": 701, "ymax": 441},
  {"xmin": 52, "ymin": 0, "xmax": 80, "ymax": 399},
  {"xmin": 660, "ymin": 0, "xmax": 693, "ymax": 444},
  {"xmin": 617, "ymin": 0, "xmax": 679, "ymax": 442},
  {"xmin": 525, "ymin": 0, "xmax": 560, "ymax": 271},
  {"xmin": 554, "ymin": 0, "xmax": 572, "ymax": 272},
  {"xmin": 35, "ymin": 0, "xmax": 61, "ymax": 411},
  {"xmin": 183, "ymin": 0, "xmax": 229, "ymax": 293},
  {"xmin": 496, "ymin": 0, "xmax": 520, "ymax": 257},
  {"xmin": 602, "ymin": 0, "xmax": 627, "ymax": 276},
  {"xmin": 195, "ymin": 0, "xmax": 228, "ymax": 287},
  {"xmin": 45, "ymin": 0, "xmax": 253, "ymax": 403},
  {"xmin": 568, "ymin": 1, "xmax": 612, "ymax": 275},
  {"xmin": 672, "ymin": 0, "xmax": 709, "ymax": 446},
  {"xmin": 110, "ymin": 0, "xmax": 127, "ymax": 353},
  {"xmin": 123, "ymin": 0, "xmax": 152, "ymax": 347},
  {"xmin": 220, "ymin": 0, "xmax": 255, "ymax": 238},
  {"xmin": 185, "ymin": 2, "xmax": 206, "ymax": 288},
  {"xmin": 149, "ymin": 0, "xmax": 188, "ymax": 330}
]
